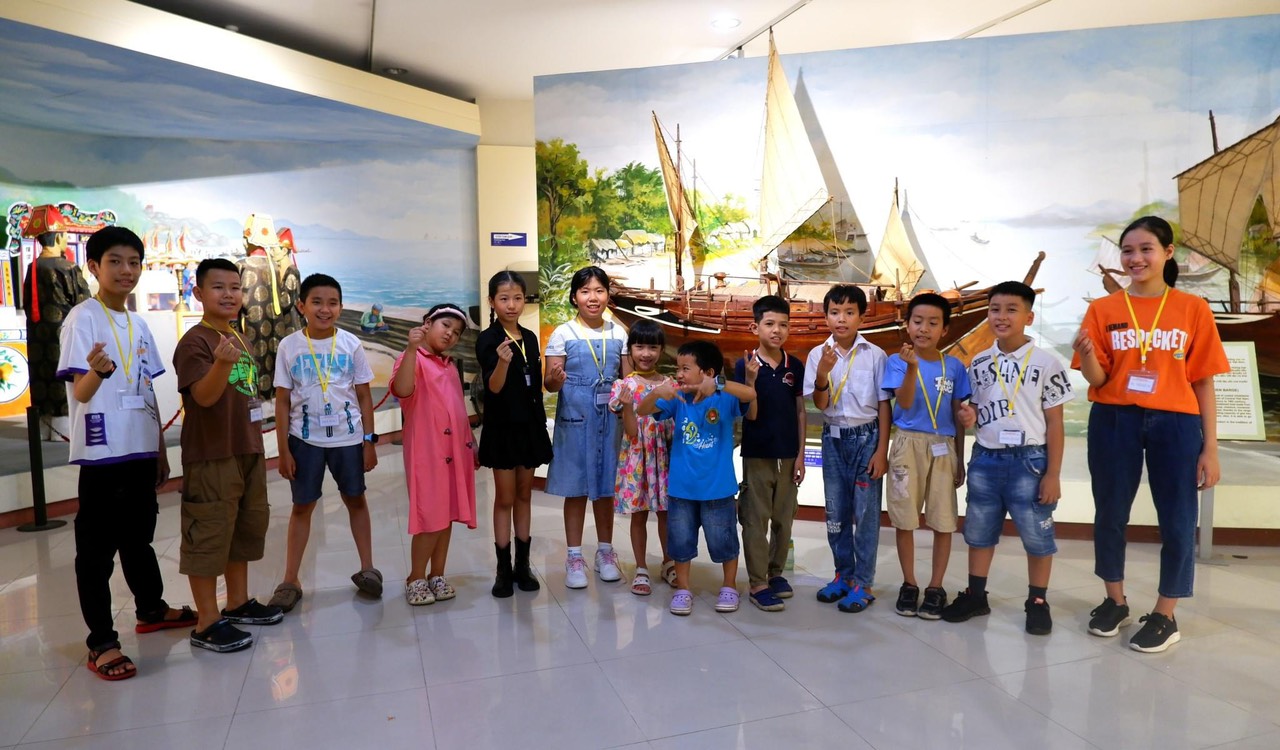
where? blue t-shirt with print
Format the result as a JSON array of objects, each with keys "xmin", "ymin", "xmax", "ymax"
[
  {"xmin": 881, "ymin": 353, "xmax": 972, "ymax": 436},
  {"xmin": 654, "ymin": 390, "xmax": 743, "ymax": 501}
]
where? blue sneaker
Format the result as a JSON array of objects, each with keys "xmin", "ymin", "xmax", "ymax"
[
  {"xmin": 836, "ymin": 584, "xmax": 876, "ymax": 613},
  {"xmin": 817, "ymin": 577, "xmax": 852, "ymax": 603},
  {"xmin": 768, "ymin": 576, "xmax": 794, "ymax": 599},
  {"xmin": 749, "ymin": 588, "xmax": 785, "ymax": 612}
]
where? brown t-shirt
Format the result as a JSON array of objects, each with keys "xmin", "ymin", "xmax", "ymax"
[{"xmin": 174, "ymin": 323, "xmax": 265, "ymax": 463}]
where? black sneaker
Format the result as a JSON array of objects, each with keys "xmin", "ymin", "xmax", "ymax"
[
  {"xmin": 895, "ymin": 583, "xmax": 920, "ymax": 617},
  {"xmin": 222, "ymin": 598, "xmax": 284, "ymax": 625},
  {"xmin": 1087, "ymin": 598, "xmax": 1131, "ymax": 637},
  {"xmin": 190, "ymin": 619, "xmax": 253, "ymax": 653},
  {"xmin": 941, "ymin": 588, "xmax": 991, "ymax": 622},
  {"xmin": 1129, "ymin": 612, "xmax": 1180, "ymax": 653},
  {"xmin": 1025, "ymin": 598, "xmax": 1053, "ymax": 635},
  {"xmin": 918, "ymin": 587, "xmax": 948, "ymax": 620}
]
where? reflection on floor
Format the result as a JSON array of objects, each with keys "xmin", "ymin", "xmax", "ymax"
[{"xmin": 2, "ymin": 446, "xmax": 1279, "ymax": 749}]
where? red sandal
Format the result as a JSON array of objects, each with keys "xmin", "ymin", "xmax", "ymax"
[
  {"xmin": 87, "ymin": 643, "xmax": 136, "ymax": 681},
  {"xmin": 135, "ymin": 605, "xmax": 199, "ymax": 634}
]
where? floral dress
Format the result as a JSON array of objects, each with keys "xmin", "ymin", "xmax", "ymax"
[{"xmin": 609, "ymin": 374, "xmax": 675, "ymax": 514}]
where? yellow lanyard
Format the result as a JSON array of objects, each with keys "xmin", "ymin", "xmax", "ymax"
[
  {"xmin": 95, "ymin": 296, "xmax": 134, "ymax": 384},
  {"xmin": 997, "ymin": 345, "xmax": 1035, "ymax": 415},
  {"xmin": 576, "ymin": 318, "xmax": 608, "ymax": 381},
  {"xmin": 200, "ymin": 320, "xmax": 258, "ymax": 395},
  {"xmin": 914, "ymin": 359, "xmax": 946, "ymax": 430},
  {"xmin": 305, "ymin": 330, "xmax": 337, "ymax": 402},
  {"xmin": 829, "ymin": 343, "xmax": 857, "ymax": 405},
  {"xmin": 503, "ymin": 328, "xmax": 527, "ymax": 363},
  {"xmin": 1122, "ymin": 288, "xmax": 1170, "ymax": 367}
]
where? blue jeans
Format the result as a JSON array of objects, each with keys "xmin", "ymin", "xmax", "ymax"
[
  {"xmin": 821, "ymin": 422, "xmax": 882, "ymax": 588},
  {"xmin": 1088, "ymin": 403, "xmax": 1202, "ymax": 598},
  {"xmin": 964, "ymin": 444, "xmax": 1057, "ymax": 556}
]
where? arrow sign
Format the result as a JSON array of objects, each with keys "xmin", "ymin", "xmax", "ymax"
[{"xmin": 490, "ymin": 232, "xmax": 527, "ymax": 246}]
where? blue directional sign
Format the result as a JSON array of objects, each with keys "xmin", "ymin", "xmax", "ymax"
[{"xmin": 490, "ymin": 232, "xmax": 527, "ymax": 246}]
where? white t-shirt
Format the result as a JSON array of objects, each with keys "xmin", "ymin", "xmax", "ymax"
[
  {"xmin": 544, "ymin": 318, "xmax": 629, "ymax": 359},
  {"xmin": 56, "ymin": 299, "xmax": 163, "ymax": 465},
  {"xmin": 274, "ymin": 329, "xmax": 375, "ymax": 447},
  {"xmin": 967, "ymin": 339, "xmax": 1074, "ymax": 448},
  {"xmin": 802, "ymin": 334, "xmax": 890, "ymax": 426}
]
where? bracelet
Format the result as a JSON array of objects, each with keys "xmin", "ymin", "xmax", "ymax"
[{"xmin": 814, "ymin": 380, "xmax": 829, "ymax": 391}]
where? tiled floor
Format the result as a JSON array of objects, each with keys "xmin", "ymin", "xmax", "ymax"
[{"xmin": 2, "ymin": 450, "xmax": 1279, "ymax": 749}]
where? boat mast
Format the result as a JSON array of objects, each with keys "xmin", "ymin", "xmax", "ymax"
[
  {"xmin": 1207, "ymin": 110, "xmax": 1242, "ymax": 312},
  {"xmin": 675, "ymin": 123, "xmax": 684, "ymax": 287}
]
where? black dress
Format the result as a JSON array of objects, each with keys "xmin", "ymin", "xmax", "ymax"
[{"xmin": 476, "ymin": 322, "xmax": 554, "ymax": 470}]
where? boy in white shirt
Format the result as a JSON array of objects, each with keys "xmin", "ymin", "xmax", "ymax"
[
  {"xmin": 57, "ymin": 226, "xmax": 196, "ymax": 681},
  {"xmin": 268, "ymin": 273, "xmax": 379, "ymax": 612}
]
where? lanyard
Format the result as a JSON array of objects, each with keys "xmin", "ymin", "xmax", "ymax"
[
  {"xmin": 200, "ymin": 320, "xmax": 258, "ymax": 395},
  {"xmin": 305, "ymin": 330, "xmax": 337, "ymax": 402},
  {"xmin": 997, "ymin": 345, "xmax": 1035, "ymax": 415},
  {"xmin": 95, "ymin": 297, "xmax": 135, "ymax": 384},
  {"xmin": 503, "ymin": 328, "xmax": 527, "ymax": 364},
  {"xmin": 575, "ymin": 318, "xmax": 608, "ymax": 381},
  {"xmin": 1122, "ymin": 288, "xmax": 1170, "ymax": 367},
  {"xmin": 830, "ymin": 343, "xmax": 857, "ymax": 405},
  {"xmin": 914, "ymin": 359, "xmax": 946, "ymax": 430}
]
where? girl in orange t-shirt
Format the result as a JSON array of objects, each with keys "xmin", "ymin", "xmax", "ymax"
[{"xmin": 1072, "ymin": 216, "xmax": 1229, "ymax": 654}]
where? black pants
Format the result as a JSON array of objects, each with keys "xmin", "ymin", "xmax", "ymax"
[{"xmin": 75, "ymin": 459, "xmax": 167, "ymax": 650}]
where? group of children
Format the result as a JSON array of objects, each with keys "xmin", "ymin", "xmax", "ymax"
[{"xmin": 62, "ymin": 214, "xmax": 1225, "ymax": 680}]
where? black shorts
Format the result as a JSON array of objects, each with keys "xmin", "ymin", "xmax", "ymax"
[{"xmin": 288, "ymin": 435, "xmax": 366, "ymax": 504}]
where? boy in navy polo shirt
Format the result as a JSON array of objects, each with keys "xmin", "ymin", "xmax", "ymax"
[
  {"xmin": 639, "ymin": 340, "xmax": 757, "ymax": 616},
  {"xmin": 733, "ymin": 296, "xmax": 806, "ymax": 612}
]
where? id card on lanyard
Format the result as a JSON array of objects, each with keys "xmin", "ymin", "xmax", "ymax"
[{"xmin": 1123, "ymin": 289, "xmax": 1168, "ymax": 395}]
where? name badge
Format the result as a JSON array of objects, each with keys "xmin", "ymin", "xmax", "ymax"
[
  {"xmin": 247, "ymin": 397, "xmax": 263, "ymax": 423},
  {"xmin": 1126, "ymin": 369, "xmax": 1158, "ymax": 394},
  {"xmin": 119, "ymin": 392, "xmax": 146, "ymax": 410},
  {"xmin": 930, "ymin": 442, "xmax": 950, "ymax": 457},
  {"xmin": 318, "ymin": 413, "xmax": 341, "ymax": 427},
  {"xmin": 998, "ymin": 429, "xmax": 1025, "ymax": 446},
  {"xmin": 595, "ymin": 391, "xmax": 611, "ymax": 406}
]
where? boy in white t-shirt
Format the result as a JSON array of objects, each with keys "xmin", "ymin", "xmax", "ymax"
[
  {"xmin": 56, "ymin": 226, "xmax": 197, "ymax": 681},
  {"xmin": 268, "ymin": 273, "xmax": 379, "ymax": 612}
]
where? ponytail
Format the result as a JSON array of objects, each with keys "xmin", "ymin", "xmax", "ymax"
[{"xmin": 1163, "ymin": 260, "xmax": 1179, "ymax": 288}]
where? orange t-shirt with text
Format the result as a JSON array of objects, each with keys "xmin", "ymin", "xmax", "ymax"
[{"xmin": 1071, "ymin": 288, "xmax": 1229, "ymax": 415}]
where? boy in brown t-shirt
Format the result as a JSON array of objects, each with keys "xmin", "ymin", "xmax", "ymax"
[{"xmin": 175, "ymin": 258, "xmax": 282, "ymax": 653}]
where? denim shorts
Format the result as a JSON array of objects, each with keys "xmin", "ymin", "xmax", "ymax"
[
  {"xmin": 288, "ymin": 435, "xmax": 367, "ymax": 504},
  {"xmin": 668, "ymin": 495, "xmax": 740, "ymax": 563},
  {"xmin": 963, "ymin": 444, "xmax": 1056, "ymax": 557}
]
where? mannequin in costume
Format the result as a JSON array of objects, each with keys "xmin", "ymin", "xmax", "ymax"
[{"xmin": 237, "ymin": 214, "xmax": 300, "ymax": 397}]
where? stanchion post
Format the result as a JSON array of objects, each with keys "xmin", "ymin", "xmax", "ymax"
[{"xmin": 17, "ymin": 405, "xmax": 67, "ymax": 532}]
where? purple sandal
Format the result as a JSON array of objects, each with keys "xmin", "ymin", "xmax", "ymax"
[
  {"xmin": 670, "ymin": 589, "xmax": 694, "ymax": 616},
  {"xmin": 715, "ymin": 587, "xmax": 740, "ymax": 613}
]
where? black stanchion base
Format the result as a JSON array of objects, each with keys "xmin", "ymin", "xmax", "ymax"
[{"xmin": 17, "ymin": 519, "xmax": 67, "ymax": 532}]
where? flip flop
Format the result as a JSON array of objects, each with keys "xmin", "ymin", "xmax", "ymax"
[
  {"xmin": 87, "ymin": 643, "xmax": 136, "ymax": 681},
  {"xmin": 351, "ymin": 568, "xmax": 384, "ymax": 598},
  {"xmin": 135, "ymin": 605, "xmax": 199, "ymax": 634},
  {"xmin": 267, "ymin": 582, "xmax": 303, "ymax": 613}
]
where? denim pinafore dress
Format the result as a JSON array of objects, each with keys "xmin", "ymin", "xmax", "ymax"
[{"xmin": 544, "ymin": 323, "xmax": 622, "ymax": 500}]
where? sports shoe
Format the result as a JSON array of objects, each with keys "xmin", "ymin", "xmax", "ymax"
[
  {"xmin": 1129, "ymin": 612, "xmax": 1180, "ymax": 653},
  {"xmin": 595, "ymin": 548, "xmax": 622, "ymax": 582},
  {"xmin": 1025, "ymin": 597, "xmax": 1053, "ymax": 635},
  {"xmin": 817, "ymin": 576, "xmax": 852, "ymax": 603},
  {"xmin": 670, "ymin": 589, "xmax": 694, "ymax": 616},
  {"xmin": 768, "ymin": 576, "xmax": 794, "ymax": 599},
  {"xmin": 189, "ymin": 619, "xmax": 253, "ymax": 653},
  {"xmin": 1087, "ymin": 598, "xmax": 1131, "ymax": 637},
  {"xmin": 221, "ymin": 598, "xmax": 283, "ymax": 625},
  {"xmin": 749, "ymin": 588, "xmax": 785, "ymax": 612},
  {"xmin": 895, "ymin": 583, "xmax": 920, "ymax": 617},
  {"xmin": 941, "ymin": 588, "xmax": 991, "ymax": 623},
  {"xmin": 918, "ymin": 587, "xmax": 947, "ymax": 620},
  {"xmin": 565, "ymin": 554, "xmax": 588, "ymax": 589},
  {"xmin": 836, "ymin": 584, "xmax": 875, "ymax": 613}
]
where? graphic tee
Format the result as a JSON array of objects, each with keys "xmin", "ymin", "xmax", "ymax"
[
  {"xmin": 882, "ymin": 353, "xmax": 971, "ymax": 436},
  {"xmin": 654, "ymin": 390, "xmax": 743, "ymax": 501},
  {"xmin": 56, "ymin": 299, "xmax": 164, "ymax": 465},
  {"xmin": 174, "ymin": 322, "xmax": 265, "ymax": 463},
  {"xmin": 969, "ymin": 340, "xmax": 1074, "ymax": 449},
  {"xmin": 274, "ymin": 329, "xmax": 374, "ymax": 447}
]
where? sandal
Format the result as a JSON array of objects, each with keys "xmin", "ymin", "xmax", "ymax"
[
  {"xmin": 428, "ymin": 575, "xmax": 456, "ymax": 601},
  {"xmin": 87, "ymin": 642, "xmax": 136, "ymax": 681},
  {"xmin": 135, "ymin": 605, "xmax": 199, "ymax": 634},
  {"xmin": 630, "ymin": 568, "xmax": 652, "ymax": 596},
  {"xmin": 836, "ymin": 584, "xmax": 876, "ymax": 613},
  {"xmin": 715, "ymin": 587, "xmax": 741, "ymax": 613},
  {"xmin": 267, "ymin": 582, "xmax": 304, "ymax": 613},
  {"xmin": 670, "ymin": 589, "xmax": 694, "ymax": 616},
  {"xmin": 406, "ymin": 578, "xmax": 435, "ymax": 606},
  {"xmin": 660, "ymin": 559, "xmax": 677, "ymax": 588},
  {"xmin": 351, "ymin": 568, "xmax": 384, "ymax": 598}
]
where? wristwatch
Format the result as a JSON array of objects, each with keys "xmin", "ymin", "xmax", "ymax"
[
  {"xmin": 363, "ymin": 432, "xmax": 379, "ymax": 444},
  {"xmin": 94, "ymin": 364, "xmax": 116, "ymax": 379}
]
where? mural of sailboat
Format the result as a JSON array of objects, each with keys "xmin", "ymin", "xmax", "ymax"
[
  {"xmin": 1088, "ymin": 234, "xmax": 1222, "ymax": 296},
  {"xmin": 608, "ymin": 34, "xmax": 1041, "ymax": 363},
  {"xmin": 1176, "ymin": 112, "xmax": 1280, "ymax": 376}
]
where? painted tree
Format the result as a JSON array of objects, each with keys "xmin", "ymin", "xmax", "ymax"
[{"xmin": 536, "ymin": 139, "xmax": 590, "ymax": 268}]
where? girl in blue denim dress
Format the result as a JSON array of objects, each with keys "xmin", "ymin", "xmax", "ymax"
[{"xmin": 543, "ymin": 266, "xmax": 631, "ymax": 590}]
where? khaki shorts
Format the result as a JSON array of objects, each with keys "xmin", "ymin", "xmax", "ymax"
[
  {"xmin": 179, "ymin": 454, "xmax": 270, "ymax": 577},
  {"xmin": 886, "ymin": 429, "xmax": 958, "ymax": 532}
]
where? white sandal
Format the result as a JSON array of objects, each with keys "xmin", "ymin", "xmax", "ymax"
[
  {"xmin": 406, "ymin": 578, "xmax": 434, "ymax": 606},
  {"xmin": 631, "ymin": 568, "xmax": 652, "ymax": 596},
  {"xmin": 660, "ymin": 559, "xmax": 678, "ymax": 588}
]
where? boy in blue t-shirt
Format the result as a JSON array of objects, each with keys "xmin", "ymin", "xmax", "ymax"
[
  {"xmin": 881, "ymin": 293, "xmax": 972, "ymax": 619},
  {"xmin": 639, "ymin": 340, "xmax": 756, "ymax": 616}
]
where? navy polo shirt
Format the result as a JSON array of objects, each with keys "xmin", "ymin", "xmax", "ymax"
[{"xmin": 733, "ymin": 350, "xmax": 805, "ymax": 458}]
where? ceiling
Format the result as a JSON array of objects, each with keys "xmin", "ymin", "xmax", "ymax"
[{"xmin": 129, "ymin": 0, "xmax": 1280, "ymax": 102}]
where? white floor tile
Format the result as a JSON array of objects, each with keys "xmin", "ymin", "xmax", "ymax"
[
  {"xmin": 0, "ymin": 667, "xmax": 73, "ymax": 745},
  {"xmin": 224, "ymin": 688, "xmax": 434, "ymax": 750},
  {"xmin": 14, "ymin": 716, "xmax": 232, "ymax": 750},
  {"xmin": 415, "ymin": 604, "xmax": 593, "ymax": 685},
  {"xmin": 647, "ymin": 708, "xmax": 872, "ymax": 750}
]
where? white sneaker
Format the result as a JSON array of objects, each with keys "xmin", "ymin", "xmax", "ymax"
[
  {"xmin": 595, "ymin": 548, "xmax": 622, "ymax": 582},
  {"xmin": 565, "ymin": 554, "xmax": 588, "ymax": 589}
]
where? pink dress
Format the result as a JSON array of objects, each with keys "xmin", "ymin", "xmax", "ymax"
[
  {"xmin": 609, "ymin": 374, "xmax": 675, "ymax": 514},
  {"xmin": 392, "ymin": 348, "xmax": 477, "ymax": 534}
]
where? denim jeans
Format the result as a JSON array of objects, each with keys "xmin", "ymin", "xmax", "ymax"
[
  {"xmin": 1088, "ymin": 403, "xmax": 1202, "ymax": 598},
  {"xmin": 821, "ymin": 422, "xmax": 882, "ymax": 589}
]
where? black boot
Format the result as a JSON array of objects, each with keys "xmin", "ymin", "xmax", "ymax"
[
  {"xmin": 492, "ymin": 543, "xmax": 514, "ymax": 598},
  {"xmin": 513, "ymin": 537, "xmax": 541, "ymax": 592}
]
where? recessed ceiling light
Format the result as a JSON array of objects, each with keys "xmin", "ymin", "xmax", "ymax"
[
  {"xmin": 711, "ymin": 16, "xmax": 741, "ymax": 30},
  {"xmin": 383, "ymin": 67, "xmax": 408, "ymax": 76},
  {"xmin": 224, "ymin": 24, "xmax": 240, "ymax": 32}
]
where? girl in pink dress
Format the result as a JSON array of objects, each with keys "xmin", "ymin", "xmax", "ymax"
[
  {"xmin": 609, "ymin": 321, "xmax": 676, "ymax": 596},
  {"xmin": 390, "ymin": 303, "xmax": 477, "ymax": 605}
]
